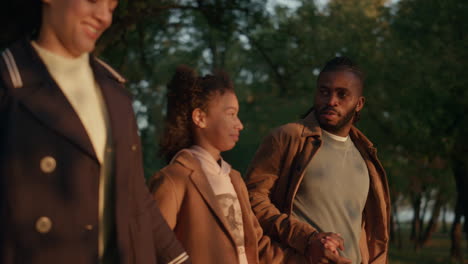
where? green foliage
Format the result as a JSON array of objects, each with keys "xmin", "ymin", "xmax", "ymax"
[{"xmin": 96, "ymin": 1, "xmax": 468, "ymax": 237}]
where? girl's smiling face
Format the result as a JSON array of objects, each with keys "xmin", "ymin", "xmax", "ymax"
[{"xmin": 193, "ymin": 91, "xmax": 244, "ymax": 159}]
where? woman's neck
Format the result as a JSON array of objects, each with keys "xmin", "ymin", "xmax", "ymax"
[{"xmin": 193, "ymin": 141, "xmax": 221, "ymax": 162}]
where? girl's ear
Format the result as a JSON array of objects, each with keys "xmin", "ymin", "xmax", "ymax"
[{"xmin": 192, "ymin": 108, "xmax": 207, "ymax": 128}]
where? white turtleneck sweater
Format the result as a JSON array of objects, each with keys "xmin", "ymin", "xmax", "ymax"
[
  {"xmin": 31, "ymin": 41, "xmax": 114, "ymax": 261},
  {"xmin": 31, "ymin": 41, "xmax": 109, "ymax": 163}
]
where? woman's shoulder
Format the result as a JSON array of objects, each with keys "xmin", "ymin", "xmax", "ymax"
[
  {"xmin": 153, "ymin": 150, "xmax": 198, "ymax": 181},
  {"xmin": 229, "ymin": 168, "xmax": 242, "ymax": 180},
  {"xmin": 148, "ymin": 161, "xmax": 192, "ymax": 195}
]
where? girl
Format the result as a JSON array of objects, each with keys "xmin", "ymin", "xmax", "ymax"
[{"xmin": 149, "ymin": 66, "xmax": 306, "ymax": 264}]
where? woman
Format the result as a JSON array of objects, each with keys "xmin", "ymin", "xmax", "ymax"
[
  {"xmin": 0, "ymin": 1, "xmax": 188, "ymax": 263},
  {"xmin": 148, "ymin": 66, "xmax": 308, "ymax": 264}
]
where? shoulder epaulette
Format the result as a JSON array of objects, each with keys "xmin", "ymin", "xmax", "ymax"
[
  {"xmin": 1, "ymin": 48, "xmax": 23, "ymax": 88},
  {"xmin": 95, "ymin": 58, "xmax": 126, "ymax": 83}
]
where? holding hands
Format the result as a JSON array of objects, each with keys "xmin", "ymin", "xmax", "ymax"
[{"xmin": 306, "ymin": 232, "xmax": 352, "ymax": 264}]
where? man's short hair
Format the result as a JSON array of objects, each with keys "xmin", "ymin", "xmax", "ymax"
[{"xmin": 319, "ymin": 56, "xmax": 365, "ymax": 84}]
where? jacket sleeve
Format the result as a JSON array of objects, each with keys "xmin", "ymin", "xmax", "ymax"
[
  {"xmin": 245, "ymin": 130, "xmax": 316, "ymax": 254},
  {"xmin": 138, "ymin": 173, "xmax": 190, "ymax": 264},
  {"xmin": 0, "ymin": 80, "xmax": 10, "ymax": 135},
  {"xmin": 148, "ymin": 171, "xmax": 182, "ymax": 230},
  {"xmin": 0, "ymin": 80, "xmax": 11, "ymax": 167},
  {"xmin": 239, "ymin": 179, "xmax": 308, "ymax": 264},
  {"xmin": 0, "ymin": 83, "xmax": 7, "ymax": 138},
  {"xmin": 0, "ymin": 77, "xmax": 9, "ymax": 263},
  {"xmin": 0, "ymin": 82, "xmax": 5, "ymax": 111}
]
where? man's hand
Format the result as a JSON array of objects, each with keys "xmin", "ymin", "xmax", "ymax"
[
  {"xmin": 306, "ymin": 232, "xmax": 352, "ymax": 264},
  {"xmin": 321, "ymin": 233, "xmax": 343, "ymax": 255}
]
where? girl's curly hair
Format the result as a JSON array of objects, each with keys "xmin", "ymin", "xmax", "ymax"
[{"xmin": 159, "ymin": 65, "xmax": 234, "ymax": 162}]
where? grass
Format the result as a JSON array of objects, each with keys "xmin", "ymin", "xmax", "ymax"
[{"xmin": 389, "ymin": 231, "xmax": 468, "ymax": 264}]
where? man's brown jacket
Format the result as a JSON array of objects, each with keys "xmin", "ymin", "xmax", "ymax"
[{"xmin": 245, "ymin": 112, "xmax": 390, "ymax": 264}]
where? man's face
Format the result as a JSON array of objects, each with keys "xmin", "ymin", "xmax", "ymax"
[
  {"xmin": 314, "ymin": 70, "xmax": 365, "ymax": 136},
  {"xmin": 40, "ymin": 0, "xmax": 118, "ymax": 58}
]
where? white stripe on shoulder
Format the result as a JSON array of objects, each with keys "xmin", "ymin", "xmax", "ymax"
[
  {"xmin": 1, "ymin": 49, "xmax": 23, "ymax": 88},
  {"xmin": 95, "ymin": 58, "xmax": 126, "ymax": 83},
  {"xmin": 174, "ymin": 254, "xmax": 189, "ymax": 264},
  {"xmin": 167, "ymin": 252, "xmax": 189, "ymax": 264}
]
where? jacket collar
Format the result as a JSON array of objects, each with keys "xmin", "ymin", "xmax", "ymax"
[
  {"xmin": 172, "ymin": 150, "xmax": 240, "ymax": 247},
  {"xmin": 6, "ymin": 39, "xmax": 98, "ymax": 161},
  {"xmin": 301, "ymin": 110, "xmax": 375, "ymax": 149},
  {"xmin": 301, "ymin": 111, "xmax": 323, "ymax": 138},
  {"xmin": 6, "ymin": 39, "xmax": 128, "ymax": 162}
]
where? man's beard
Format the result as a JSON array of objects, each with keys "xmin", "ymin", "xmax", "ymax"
[{"xmin": 315, "ymin": 106, "xmax": 356, "ymax": 134}]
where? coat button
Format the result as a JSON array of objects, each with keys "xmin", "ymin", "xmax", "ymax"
[
  {"xmin": 40, "ymin": 156, "xmax": 56, "ymax": 173},
  {"xmin": 84, "ymin": 224, "xmax": 94, "ymax": 231},
  {"xmin": 131, "ymin": 144, "xmax": 137, "ymax": 151},
  {"xmin": 106, "ymin": 147, "xmax": 113, "ymax": 153},
  {"xmin": 36, "ymin": 216, "xmax": 52, "ymax": 234}
]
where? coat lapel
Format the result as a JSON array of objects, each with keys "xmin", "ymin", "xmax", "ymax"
[
  {"xmin": 89, "ymin": 56, "xmax": 129, "ymax": 149},
  {"xmin": 92, "ymin": 55, "xmax": 132, "ymax": 202},
  {"xmin": 284, "ymin": 112, "xmax": 322, "ymax": 212},
  {"xmin": 9, "ymin": 40, "xmax": 97, "ymax": 161},
  {"xmin": 176, "ymin": 152, "xmax": 238, "ymax": 246},
  {"xmin": 90, "ymin": 56, "xmax": 134, "ymax": 252}
]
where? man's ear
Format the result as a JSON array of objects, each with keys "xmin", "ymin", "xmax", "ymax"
[
  {"xmin": 356, "ymin": 96, "xmax": 365, "ymax": 112},
  {"xmin": 192, "ymin": 108, "xmax": 207, "ymax": 128}
]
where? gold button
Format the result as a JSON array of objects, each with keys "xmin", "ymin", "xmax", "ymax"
[
  {"xmin": 40, "ymin": 156, "xmax": 56, "ymax": 173},
  {"xmin": 36, "ymin": 216, "xmax": 52, "ymax": 234},
  {"xmin": 85, "ymin": 224, "xmax": 93, "ymax": 231},
  {"xmin": 106, "ymin": 147, "xmax": 112, "ymax": 153},
  {"xmin": 131, "ymin": 144, "xmax": 137, "ymax": 151}
]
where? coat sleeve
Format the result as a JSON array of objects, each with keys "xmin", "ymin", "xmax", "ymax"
[
  {"xmin": 148, "ymin": 171, "xmax": 182, "ymax": 230},
  {"xmin": 245, "ymin": 130, "xmax": 316, "ymax": 254},
  {"xmin": 0, "ymin": 78, "xmax": 10, "ymax": 135},
  {"xmin": 238, "ymin": 178, "xmax": 308, "ymax": 264},
  {"xmin": 137, "ymin": 172, "xmax": 190, "ymax": 264},
  {"xmin": 0, "ymin": 82, "xmax": 6, "ymax": 133},
  {"xmin": 0, "ymin": 82, "xmax": 5, "ymax": 111},
  {"xmin": 0, "ymin": 75, "xmax": 9, "ymax": 263},
  {"xmin": 0, "ymin": 80, "xmax": 11, "ymax": 164},
  {"xmin": 129, "ymin": 134, "xmax": 188, "ymax": 264}
]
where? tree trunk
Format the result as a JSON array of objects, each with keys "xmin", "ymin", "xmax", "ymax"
[
  {"xmin": 420, "ymin": 190, "xmax": 443, "ymax": 246},
  {"xmin": 391, "ymin": 198, "xmax": 403, "ymax": 249},
  {"xmin": 450, "ymin": 199, "xmax": 463, "ymax": 263},
  {"xmin": 389, "ymin": 211, "xmax": 395, "ymax": 244},
  {"xmin": 410, "ymin": 192, "xmax": 422, "ymax": 250},
  {"xmin": 419, "ymin": 190, "xmax": 429, "ymax": 237},
  {"xmin": 441, "ymin": 205, "xmax": 448, "ymax": 233},
  {"xmin": 451, "ymin": 144, "xmax": 468, "ymax": 262}
]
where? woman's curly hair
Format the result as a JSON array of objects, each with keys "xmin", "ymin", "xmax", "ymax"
[{"xmin": 160, "ymin": 65, "xmax": 234, "ymax": 162}]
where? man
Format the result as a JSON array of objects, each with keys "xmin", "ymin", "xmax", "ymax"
[
  {"xmin": 245, "ymin": 57, "xmax": 390, "ymax": 264},
  {"xmin": 0, "ymin": 0, "xmax": 188, "ymax": 263}
]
